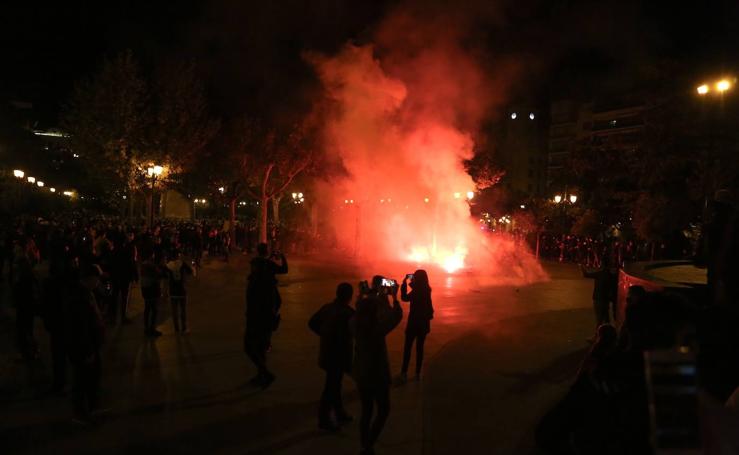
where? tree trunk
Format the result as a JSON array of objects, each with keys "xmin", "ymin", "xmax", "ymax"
[
  {"xmin": 259, "ymin": 196, "xmax": 269, "ymax": 244},
  {"xmin": 229, "ymin": 198, "xmax": 237, "ymax": 248},
  {"xmin": 272, "ymin": 195, "xmax": 281, "ymax": 226},
  {"xmin": 128, "ymin": 190, "xmax": 135, "ymax": 219},
  {"xmin": 146, "ymin": 192, "xmax": 153, "ymax": 228}
]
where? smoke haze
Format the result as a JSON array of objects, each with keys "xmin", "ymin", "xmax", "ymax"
[{"xmin": 309, "ymin": 2, "xmax": 546, "ymax": 284}]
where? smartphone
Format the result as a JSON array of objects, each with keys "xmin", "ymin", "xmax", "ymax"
[
  {"xmin": 381, "ymin": 278, "xmax": 397, "ymax": 287},
  {"xmin": 405, "ymin": 274, "xmax": 414, "ymax": 281}
]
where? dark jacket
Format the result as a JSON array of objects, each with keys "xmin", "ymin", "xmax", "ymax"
[
  {"xmin": 401, "ymin": 282, "xmax": 433, "ymax": 335},
  {"xmin": 140, "ymin": 260, "xmax": 167, "ymax": 300},
  {"xmin": 246, "ymin": 255, "xmax": 288, "ymax": 330},
  {"xmin": 63, "ymin": 283, "xmax": 105, "ymax": 363},
  {"xmin": 112, "ymin": 241, "xmax": 138, "ymax": 283},
  {"xmin": 582, "ymin": 266, "xmax": 616, "ymax": 302},
  {"xmin": 351, "ymin": 296, "xmax": 403, "ymax": 388},
  {"xmin": 309, "ymin": 301, "xmax": 355, "ymax": 372}
]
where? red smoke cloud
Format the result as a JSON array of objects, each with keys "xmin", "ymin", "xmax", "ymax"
[{"xmin": 309, "ymin": 4, "xmax": 546, "ymax": 283}]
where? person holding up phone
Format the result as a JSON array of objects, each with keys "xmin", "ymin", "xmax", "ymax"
[
  {"xmin": 351, "ymin": 275, "xmax": 403, "ymax": 454},
  {"xmin": 400, "ymin": 269, "xmax": 433, "ymax": 382}
]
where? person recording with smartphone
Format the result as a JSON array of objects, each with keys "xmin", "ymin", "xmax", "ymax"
[
  {"xmin": 400, "ymin": 270, "xmax": 433, "ymax": 382},
  {"xmin": 351, "ymin": 275, "xmax": 403, "ymax": 455}
]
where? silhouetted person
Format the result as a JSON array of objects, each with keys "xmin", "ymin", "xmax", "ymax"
[
  {"xmin": 351, "ymin": 276, "xmax": 403, "ymax": 455},
  {"xmin": 42, "ymin": 260, "xmax": 72, "ymax": 394},
  {"xmin": 140, "ymin": 251, "xmax": 166, "ymax": 337},
  {"xmin": 245, "ymin": 243, "xmax": 287, "ymax": 388},
  {"xmin": 63, "ymin": 264, "xmax": 105, "ymax": 424},
  {"xmin": 12, "ymin": 237, "xmax": 39, "ymax": 360},
  {"xmin": 166, "ymin": 250, "xmax": 193, "ymax": 333},
  {"xmin": 581, "ymin": 257, "xmax": 617, "ymax": 328},
  {"xmin": 110, "ymin": 230, "xmax": 137, "ymax": 324},
  {"xmin": 309, "ymin": 282, "xmax": 355, "ymax": 431},
  {"xmin": 400, "ymin": 269, "xmax": 433, "ymax": 382}
]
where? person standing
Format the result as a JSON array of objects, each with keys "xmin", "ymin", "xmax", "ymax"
[
  {"xmin": 63, "ymin": 264, "xmax": 105, "ymax": 424},
  {"xmin": 400, "ymin": 270, "xmax": 433, "ymax": 382},
  {"xmin": 166, "ymin": 250, "xmax": 194, "ymax": 334},
  {"xmin": 139, "ymin": 251, "xmax": 166, "ymax": 337},
  {"xmin": 309, "ymin": 282, "xmax": 355, "ymax": 431},
  {"xmin": 244, "ymin": 243, "xmax": 287, "ymax": 388},
  {"xmin": 12, "ymin": 237, "xmax": 40, "ymax": 361},
  {"xmin": 351, "ymin": 277, "xmax": 403, "ymax": 455},
  {"xmin": 581, "ymin": 255, "xmax": 617, "ymax": 328},
  {"xmin": 110, "ymin": 230, "xmax": 138, "ymax": 324}
]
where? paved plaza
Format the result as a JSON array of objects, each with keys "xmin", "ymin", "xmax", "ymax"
[{"xmin": 0, "ymin": 255, "xmax": 594, "ymax": 454}]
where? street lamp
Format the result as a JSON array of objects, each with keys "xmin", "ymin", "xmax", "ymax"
[
  {"xmin": 13, "ymin": 169, "xmax": 24, "ymax": 179},
  {"xmin": 716, "ymin": 79, "xmax": 732, "ymax": 92},
  {"xmin": 27, "ymin": 176, "xmax": 36, "ymax": 184},
  {"xmin": 697, "ymin": 77, "xmax": 735, "ymax": 96},
  {"xmin": 36, "ymin": 181, "xmax": 44, "ymax": 187},
  {"xmin": 292, "ymin": 192, "xmax": 305, "ymax": 204},
  {"xmin": 147, "ymin": 165, "xmax": 164, "ymax": 227},
  {"xmin": 49, "ymin": 188, "xmax": 56, "ymax": 193},
  {"xmin": 466, "ymin": 191, "xmax": 474, "ymax": 200},
  {"xmin": 569, "ymin": 194, "xmax": 577, "ymax": 204},
  {"xmin": 553, "ymin": 194, "xmax": 562, "ymax": 204}
]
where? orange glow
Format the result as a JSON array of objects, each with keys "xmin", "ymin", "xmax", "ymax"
[{"xmin": 310, "ymin": 42, "xmax": 546, "ymax": 283}]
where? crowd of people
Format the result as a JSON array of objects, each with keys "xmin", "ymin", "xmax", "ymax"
[
  {"xmin": 534, "ymin": 232, "xmax": 693, "ymax": 267},
  {"xmin": 1, "ymin": 216, "xmax": 435, "ymax": 454},
  {"xmin": 0, "ymin": 217, "xmax": 227, "ymax": 423}
]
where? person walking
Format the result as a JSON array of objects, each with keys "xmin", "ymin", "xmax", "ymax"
[
  {"xmin": 351, "ymin": 277, "xmax": 403, "ymax": 455},
  {"xmin": 400, "ymin": 269, "xmax": 433, "ymax": 382},
  {"xmin": 63, "ymin": 264, "xmax": 105, "ymax": 424},
  {"xmin": 309, "ymin": 282, "xmax": 355, "ymax": 431},
  {"xmin": 244, "ymin": 243, "xmax": 287, "ymax": 388},
  {"xmin": 166, "ymin": 250, "xmax": 194, "ymax": 334}
]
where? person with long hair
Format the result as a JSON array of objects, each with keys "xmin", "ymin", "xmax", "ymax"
[
  {"xmin": 351, "ymin": 276, "xmax": 403, "ymax": 455},
  {"xmin": 400, "ymin": 269, "xmax": 433, "ymax": 382}
]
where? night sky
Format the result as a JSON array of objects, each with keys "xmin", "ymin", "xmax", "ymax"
[{"xmin": 1, "ymin": 0, "xmax": 737, "ymax": 124}]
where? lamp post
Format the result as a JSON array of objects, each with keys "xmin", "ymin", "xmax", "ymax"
[
  {"xmin": 696, "ymin": 76, "xmax": 735, "ymax": 210},
  {"xmin": 147, "ymin": 165, "xmax": 163, "ymax": 227}
]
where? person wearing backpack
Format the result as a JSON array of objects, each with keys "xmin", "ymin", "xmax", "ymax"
[{"xmin": 166, "ymin": 250, "xmax": 194, "ymax": 334}]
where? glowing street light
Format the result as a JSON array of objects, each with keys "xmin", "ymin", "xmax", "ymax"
[
  {"xmin": 716, "ymin": 79, "xmax": 732, "ymax": 92},
  {"xmin": 697, "ymin": 84, "xmax": 710, "ymax": 95},
  {"xmin": 49, "ymin": 188, "xmax": 56, "ymax": 193},
  {"xmin": 292, "ymin": 192, "xmax": 305, "ymax": 204},
  {"xmin": 424, "ymin": 197, "xmax": 430, "ymax": 203},
  {"xmin": 147, "ymin": 164, "xmax": 164, "ymax": 227},
  {"xmin": 553, "ymin": 194, "xmax": 562, "ymax": 204},
  {"xmin": 27, "ymin": 176, "xmax": 36, "ymax": 184},
  {"xmin": 453, "ymin": 192, "xmax": 461, "ymax": 199},
  {"xmin": 37, "ymin": 181, "xmax": 45, "ymax": 187},
  {"xmin": 63, "ymin": 191, "xmax": 74, "ymax": 197},
  {"xmin": 569, "ymin": 194, "xmax": 578, "ymax": 204},
  {"xmin": 13, "ymin": 169, "xmax": 25, "ymax": 178},
  {"xmin": 466, "ymin": 191, "xmax": 474, "ymax": 200},
  {"xmin": 147, "ymin": 165, "xmax": 163, "ymax": 177},
  {"xmin": 218, "ymin": 186, "xmax": 225, "ymax": 194}
]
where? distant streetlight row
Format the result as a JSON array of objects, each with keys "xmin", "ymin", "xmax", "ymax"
[
  {"xmin": 344, "ymin": 192, "xmax": 475, "ymax": 205},
  {"xmin": 12, "ymin": 169, "xmax": 76, "ymax": 198}
]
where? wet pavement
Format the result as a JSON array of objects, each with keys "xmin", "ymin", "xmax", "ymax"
[{"xmin": 0, "ymin": 254, "xmax": 594, "ymax": 454}]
